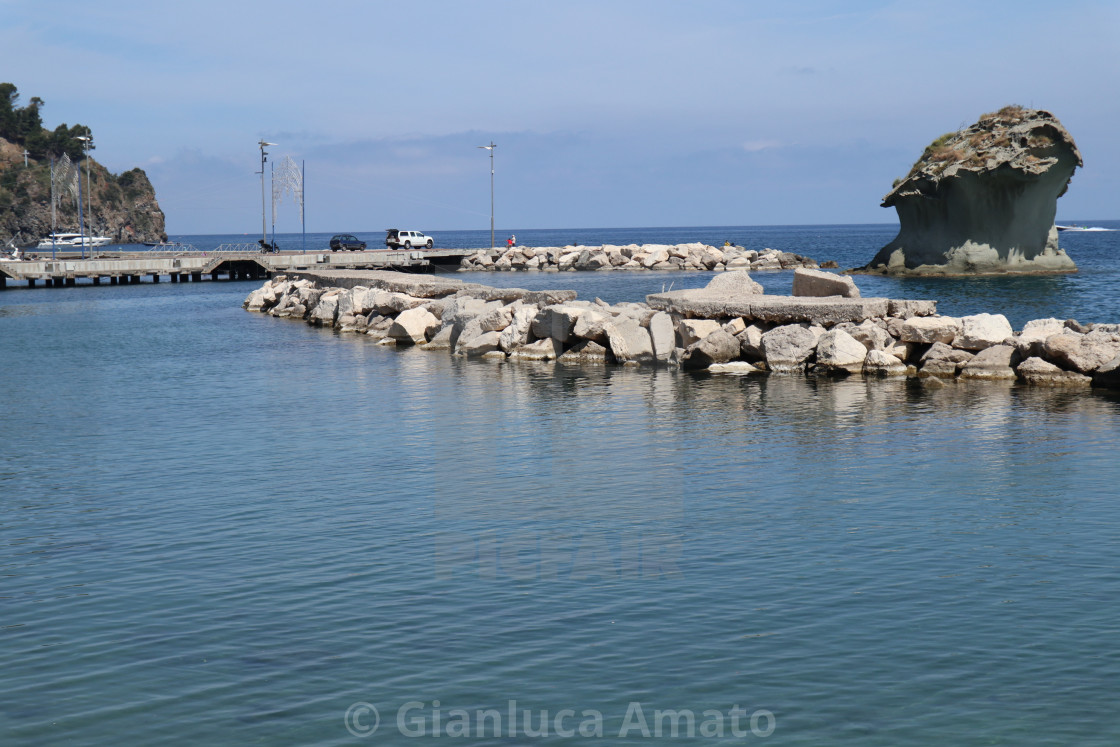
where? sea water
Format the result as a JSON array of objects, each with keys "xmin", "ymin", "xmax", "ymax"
[{"xmin": 3, "ymin": 224, "xmax": 1120, "ymax": 745}]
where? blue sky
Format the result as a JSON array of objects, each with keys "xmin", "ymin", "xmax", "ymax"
[{"xmin": 3, "ymin": 0, "xmax": 1118, "ymax": 234}]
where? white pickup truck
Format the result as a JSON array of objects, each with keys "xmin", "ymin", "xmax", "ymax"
[{"xmin": 385, "ymin": 229, "xmax": 434, "ymax": 249}]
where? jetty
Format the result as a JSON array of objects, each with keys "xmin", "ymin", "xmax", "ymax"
[
  {"xmin": 0, "ymin": 245, "xmax": 474, "ymax": 289},
  {"xmin": 241, "ymin": 267, "xmax": 1120, "ymax": 389}
]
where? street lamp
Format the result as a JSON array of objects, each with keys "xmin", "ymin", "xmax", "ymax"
[
  {"xmin": 258, "ymin": 140, "xmax": 276, "ymax": 249},
  {"xmin": 477, "ymin": 142, "xmax": 496, "ymax": 251},
  {"xmin": 76, "ymin": 135, "xmax": 92, "ymax": 259}
]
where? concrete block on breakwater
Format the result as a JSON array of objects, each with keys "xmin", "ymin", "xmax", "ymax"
[{"xmin": 243, "ymin": 269, "xmax": 1120, "ymax": 389}]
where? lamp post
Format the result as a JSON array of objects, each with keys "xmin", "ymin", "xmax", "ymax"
[
  {"xmin": 258, "ymin": 140, "xmax": 276, "ymax": 249},
  {"xmin": 76, "ymin": 135, "xmax": 92, "ymax": 259},
  {"xmin": 49, "ymin": 155, "xmax": 57, "ymax": 260},
  {"xmin": 477, "ymin": 142, "xmax": 495, "ymax": 251}
]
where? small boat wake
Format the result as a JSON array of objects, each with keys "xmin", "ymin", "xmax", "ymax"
[{"xmin": 1057, "ymin": 225, "xmax": 1116, "ymax": 232}]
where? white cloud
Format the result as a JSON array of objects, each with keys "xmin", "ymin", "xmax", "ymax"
[{"xmin": 743, "ymin": 140, "xmax": 784, "ymax": 153}]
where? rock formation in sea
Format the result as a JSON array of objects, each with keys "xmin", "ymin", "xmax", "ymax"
[
  {"xmin": 0, "ymin": 83, "xmax": 167, "ymax": 245},
  {"xmin": 0, "ymin": 136, "xmax": 167, "ymax": 245},
  {"xmin": 859, "ymin": 106, "xmax": 1081, "ymax": 275}
]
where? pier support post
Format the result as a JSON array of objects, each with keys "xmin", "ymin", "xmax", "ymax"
[
  {"xmin": 66, "ymin": 277, "xmax": 76, "ymax": 287},
  {"xmin": 170, "ymin": 273, "xmax": 178, "ymax": 283},
  {"xmin": 191, "ymin": 272, "xmax": 202, "ymax": 282},
  {"xmin": 110, "ymin": 276, "xmax": 118, "ymax": 285},
  {"xmin": 0, "ymin": 274, "xmax": 6, "ymax": 288},
  {"xmin": 28, "ymin": 278, "xmax": 36, "ymax": 287},
  {"xmin": 151, "ymin": 274, "xmax": 159, "ymax": 283},
  {"xmin": 93, "ymin": 276, "xmax": 101, "ymax": 285}
]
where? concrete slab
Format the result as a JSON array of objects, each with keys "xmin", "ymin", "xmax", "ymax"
[{"xmin": 646, "ymin": 290, "xmax": 892, "ymax": 325}]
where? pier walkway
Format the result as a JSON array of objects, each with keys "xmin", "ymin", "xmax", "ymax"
[{"xmin": 0, "ymin": 246, "xmax": 474, "ymax": 289}]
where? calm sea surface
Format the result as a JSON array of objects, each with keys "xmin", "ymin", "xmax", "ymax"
[{"xmin": 3, "ymin": 224, "xmax": 1120, "ymax": 745}]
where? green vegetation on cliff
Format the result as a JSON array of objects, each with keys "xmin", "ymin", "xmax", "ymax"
[
  {"xmin": 0, "ymin": 82, "xmax": 166, "ymax": 245},
  {"xmin": 1, "ymin": 83, "xmax": 93, "ymax": 161}
]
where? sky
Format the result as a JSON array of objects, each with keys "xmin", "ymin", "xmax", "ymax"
[{"xmin": 3, "ymin": 0, "xmax": 1118, "ymax": 235}]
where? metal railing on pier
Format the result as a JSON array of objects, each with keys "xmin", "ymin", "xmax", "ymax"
[{"xmin": 212, "ymin": 243, "xmax": 264, "ymax": 253}]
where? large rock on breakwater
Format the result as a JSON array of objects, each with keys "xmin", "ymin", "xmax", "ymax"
[
  {"xmin": 458, "ymin": 243, "xmax": 823, "ymax": 273},
  {"xmin": 243, "ymin": 268, "xmax": 1120, "ymax": 390},
  {"xmin": 860, "ymin": 106, "xmax": 1081, "ymax": 276}
]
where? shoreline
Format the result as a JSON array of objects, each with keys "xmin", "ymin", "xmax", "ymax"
[{"xmin": 243, "ymin": 268, "xmax": 1120, "ymax": 390}]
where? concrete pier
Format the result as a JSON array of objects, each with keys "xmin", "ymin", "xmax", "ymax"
[{"xmin": 0, "ymin": 247, "xmax": 472, "ymax": 290}]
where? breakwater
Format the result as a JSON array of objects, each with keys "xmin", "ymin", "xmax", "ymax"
[
  {"xmin": 243, "ymin": 268, "xmax": 1120, "ymax": 389},
  {"xmin": 457, "ymin": 243, "xmax": 827, "ymax": 272}
]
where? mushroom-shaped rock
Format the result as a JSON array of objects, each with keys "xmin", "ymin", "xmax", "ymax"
[{"xmin": 862, "ymin": 107, "xmax": 1081, "ymax": 276}]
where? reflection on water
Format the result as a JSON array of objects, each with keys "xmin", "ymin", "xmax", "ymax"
[{"xmin": 4, "ymin": 280, "xmax": 1120, "ymax": 744}]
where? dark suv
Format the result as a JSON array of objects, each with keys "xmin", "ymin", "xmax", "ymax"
[{"xmin": 329, "ymin": 234, "xmax": 367, "ymax": 251}]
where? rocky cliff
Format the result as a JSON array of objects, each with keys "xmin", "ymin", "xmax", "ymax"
[
  {"xmin": 860, "ymin": 106, "xmax": 1081, "ymax": 275},
  {"xmin": 0, "ymin": 136, "xmax": 167, "ymax": 246}
]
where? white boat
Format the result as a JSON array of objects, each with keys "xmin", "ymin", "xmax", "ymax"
[
  {"xmin": 1056, "ymin": 225, "xmax": 1116, "ymax": 232},
  {"xmin": 35, "ymin": 232, "xmax": 113, "ymax": 249}
]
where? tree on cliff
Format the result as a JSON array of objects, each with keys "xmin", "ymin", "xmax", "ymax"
[
  {"xmin": 0, "ymin": 82, "xmax": 166, "ymax": 245},
  {"xmin": 0, "ymin": 82, "xmax": 92, "ymax": 160}
]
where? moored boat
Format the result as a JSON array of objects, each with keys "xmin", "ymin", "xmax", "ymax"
[{"xmin": 36, "ymin": 232, "xmax": 113, "ymax": 249}]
